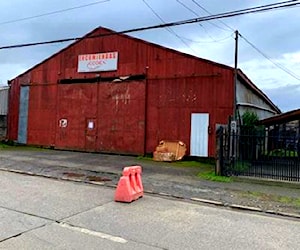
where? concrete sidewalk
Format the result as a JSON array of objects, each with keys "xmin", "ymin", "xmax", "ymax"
[{"xmin": 0, "ymin": 149, "xmax": 300, "ymax": 218}]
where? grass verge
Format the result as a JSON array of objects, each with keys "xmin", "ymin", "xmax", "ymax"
[
  {"xmin": 0, "ymin": 142, "xmax": 46, "ymax": 151},
  {"xmin": 0, "ymin": 143, "xmax": 11, "ymax": 149},
  {"xmin": 241, "ymin": 191, "xmax": 300, "ymax": 207},
  {"xmin": 137, "ymin": 155, "xmax": 212, "ymax": 168},
  {"xmin": 198, "ymin": 171, "xmax": 232, "ymax": 183}
]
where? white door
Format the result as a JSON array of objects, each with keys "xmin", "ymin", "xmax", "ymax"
[{"xmin": 190, "ymin": 113, "xmax": 209, "ymax": 157}]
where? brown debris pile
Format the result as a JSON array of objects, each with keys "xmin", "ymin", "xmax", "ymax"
[{"xmin": 153, "ymin": 140, "xmax": 186, "ymax": 162}]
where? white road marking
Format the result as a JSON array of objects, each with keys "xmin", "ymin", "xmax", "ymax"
[{"xmin": 58, "ymin": 222, "xmax": 128, "ymax": 244}]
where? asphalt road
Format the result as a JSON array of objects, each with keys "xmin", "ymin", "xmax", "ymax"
[{"xmin": 0, "ymin": 171, "xmax": 299, "ymax": 250}]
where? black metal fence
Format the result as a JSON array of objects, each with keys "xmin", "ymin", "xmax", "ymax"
[{"xmin": 216, "ymin": 125, "xmax": 300, "ymax": 182}]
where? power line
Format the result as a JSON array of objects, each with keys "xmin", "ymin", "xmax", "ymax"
[
  {"xmin": 180, "ymin": 34, "xmax": 233, "ymax": 44},
  {"xmin": 142, "ymin": 0, "xmax": 198, "ymax": 54},
  {"xmin": 171, "ymin": 0, "xmax": 300, "ymax": 27},
  {"xmin": 188, "ymin": 0, "xmax": 300, "ymax": 81},
  {"xmin": 175, "ymin": 0, "xmax": 219, "ymax": 42},
  {"xmin": 175, "ymin": 0, "xmax": 228, "ymax": 42},
  {"xmin": 240, "ymin": 34, "xmax": 300, "ymax": 81},
  {"xmin": 0, "ymin": 0, "xmax": 110, "ymax": 26},
  {"xmin": 191, "ymin": 0, "xmax": 234, "ymax": 32},
  {"xmin": 174, "ymin": 0, "xmax": 204, "ymax": 27},
  {"xmin": 176, "ymin": 0, "xmax": 230, "ymax": 32},
  {"xmin": 0, "ymin": 0, "xmax": 299, "ymax": 50}
]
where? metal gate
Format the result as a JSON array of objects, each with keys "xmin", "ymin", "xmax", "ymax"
[{"xmin": 216, "ymin": 125, "xmax": 300, "ymax": 182}]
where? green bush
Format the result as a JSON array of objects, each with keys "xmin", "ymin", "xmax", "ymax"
[{"xmin": 266, "ymin": 149, "xmax": 298, "ymax": 157}]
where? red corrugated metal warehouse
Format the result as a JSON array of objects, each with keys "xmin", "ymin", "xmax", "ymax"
[{"xmin": 7, "ymin": 27, "xmax": 280, "ymax": 157}]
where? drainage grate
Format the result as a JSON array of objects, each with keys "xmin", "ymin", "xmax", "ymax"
[{"xmin": 63, "ymin": 172, "xmax": 112, "ymax": 182}]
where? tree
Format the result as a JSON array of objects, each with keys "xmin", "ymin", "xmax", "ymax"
[
  {"xmin": 242, "ymin": 111, "xmax": 259, "ymax": 127},
  {"xmin": 240, "ymin": 111, "xmax": 263, "ymax": 161}
]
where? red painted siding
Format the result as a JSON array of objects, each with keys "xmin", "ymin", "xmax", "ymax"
[
  {"xmin": 8, "ymin": 73, "xmax": 32, "ymax": 141},
  {"xmin": 8, "ymin": 27, "xmax": 234, "ymax": 157},
  {"xmin": 7, "ymin": 79, "xmax": 20, "ymax": 141},
  {"xmin": 27, "ymin": 84, "xmax": 57, "ymax": 146},
  {"xmin": 146, "ymin": 74, "xmax": 233, "ymax": 156},
  {"xmin": 97, "ymin": 82, "xmax": 145, "ymax": 154}
]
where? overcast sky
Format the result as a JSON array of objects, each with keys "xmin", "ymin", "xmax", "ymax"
[{"xmin": 0, "ymin": 0, "xmax": 299, "ymax": 112}]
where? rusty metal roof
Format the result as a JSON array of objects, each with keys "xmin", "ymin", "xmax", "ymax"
[
  {"xmin": 260, "ymin": 108, "xmax": 300, "ymax": 125},
  {"xmin": 9, "ymin": 26, "xmax": 279, "ymax": 115},
  {"xmin": 9, "ymin": 26, "xmax": 234, "ymax": 81}
]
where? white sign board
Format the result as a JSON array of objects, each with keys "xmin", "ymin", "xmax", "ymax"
[
  {"xmin": 231, "ymin": 120, "xmax": 237, "ymax": 133},
  {"xmin": 59, "ymin": 119, "xmax": 68, "ymax": 128},
  {"xmin": 88, "ymin": 121, "xmax": 94, "ymax": 129},
  {"xmin": 78, "ymin": 52, "xmax": 118, "ymax": 72}
]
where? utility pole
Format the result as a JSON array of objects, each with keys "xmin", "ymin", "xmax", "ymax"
[
  {"xmin": 230, "ymin": 30, "xmax": 239, "ymax": 162},
  {"xmin": 233, "ymin": 30, "xmax": 239, "ymax": 120}
]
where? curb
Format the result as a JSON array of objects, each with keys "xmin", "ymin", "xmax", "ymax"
[
  {"xmin": 1, "ymin": 167, "xmax": 300, "ymax": 220},
  {"xmin": 229, "ymin": 204, "xmax": 263, "ymax": 212},
  {"xmin": 190, "ymin": 198, "xmax": 223, "ymax": 206}
]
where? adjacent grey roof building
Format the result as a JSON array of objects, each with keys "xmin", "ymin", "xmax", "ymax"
[{"xmin": 0, "ymin": 86, "xmax": 9, "ymax": 115}]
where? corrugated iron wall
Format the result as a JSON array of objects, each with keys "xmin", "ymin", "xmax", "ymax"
[
  {"xmin": 27, "ymin": 84, "xmax": 57, "ymax": 145},
  {"xmin": 0, "ymin": 87, "xmax": 8, "ymax": 138},
  {"xmin": 54, "ymin": 81, "xmax": 145, "ymax": 154},
  {"xmin": 8, "ymin": 28, "xmax": 234, "ymax": 156},
  {"xmin": 146, "ymin": 75, "xmax": 233, "ymax": 156},
  {"xmin": 0, "ymin": 87, "xmax": 9, "ymax": 115},
  {"xmin": 8, "ymin": 79, "xmax": 20, "ymax": 140}
]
